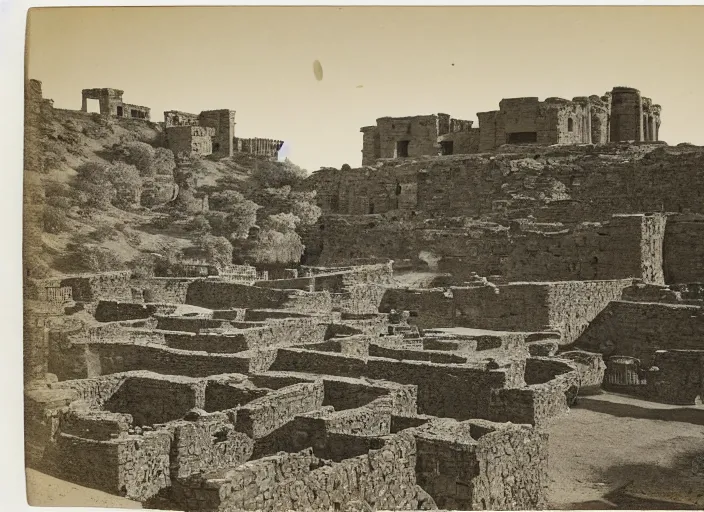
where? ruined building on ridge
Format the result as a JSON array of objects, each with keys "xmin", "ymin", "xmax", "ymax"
[
  {"xmin": 81, "ymin": 88, "xmax": 151, "ymax": 120},
  {"xmin": 360, "ymin": 86, "xmax": 662, "ymax": 165},
  {"xmin": 81, "ymin": 86, "xmax": 284, "ymax": 161},
  {"xmin": 164, "ymin": 109, "xmax": 284, "ymax": 161}
]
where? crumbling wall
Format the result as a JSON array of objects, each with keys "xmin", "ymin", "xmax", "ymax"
[
  {"xmin": 235, "ymin": 381, "xmax": 324, "ymax": 439},
  {"xmin": 137, "ymin": 278, "xmax": 197, "ymax": 304},
  {"xmin": 165, "ymin": 126, "xmax": 214, "ymax": 158},
  {"xmin": 186, "ymin": 281, "xmax": 332, "ymax": 314},
  {"xmin": 103, "ymin": 374, "xmax": 206, "ymax": 426},
  {"xmin": 175, "ymin": 432, "xmax": 419, "ymax": 511},
  {"xmin": 663, "ymin": 215, "xmax": 704, "ymax": 284},
  {"xmin": 408, "ymin": 418, "xmax": 548, "ymax": 510},
  {"xmin": 46, "ymin": 430, "xmax": 170, "ymax": 501},
  {"xmin": 60, "ymin": 272, "xmax": 132, "ymax": 302},
  {"xmin": 169, "ymin": 413, "xmax": 254, "ymax": 479},
  {"xmin": 646, "ymin": 349, "xmax": 704, "ymax": 405},
  {"xmin": 379, "ymin": 288, "xmax": 454, "ymax": 329},
  {"xmin": 575, "ymin": 301, "xmax": 704, "ymax": 366}
]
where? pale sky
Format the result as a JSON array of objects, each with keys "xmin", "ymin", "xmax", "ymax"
[{"xmin": 26, "ymin": 6, "xmax": 704, "ymax": 171}]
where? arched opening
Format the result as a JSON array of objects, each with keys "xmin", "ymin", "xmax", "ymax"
[
  {"xmin": 395, "ymin": 182, "xmax": 402, "ymax": 196},
  {"xmin": 369, "ymin": 203, "xmax": 375, "ymax": 214},
  {"xmin": 567, "ymin": 118, "xmax": 574, "ymax": 132}
]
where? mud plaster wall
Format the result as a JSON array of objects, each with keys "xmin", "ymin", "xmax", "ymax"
[{"xmin": 575, "ymin": 301, "xmax": 704, "ymax": 366}]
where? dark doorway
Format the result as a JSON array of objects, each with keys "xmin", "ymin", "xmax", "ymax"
[
  {"xmin": 212, "ymin": 142, "xmax": 221, "ymax": 152},
  {"xmin": 440, "ymin": 140, "xmax": 454, "ymax": 155},
  {"xmin": 396, "ymin": 140, "xmax": 409, "ymax": 158},
  {"xmin": 507, "ymin": 132, "xmax": 538, "ymax": 144},
  {"xmin": 116, "ymin": 106, "xmax": 124, "ymax": 117}
]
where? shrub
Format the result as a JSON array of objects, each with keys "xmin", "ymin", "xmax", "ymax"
[
  {"xmin": 263, "ymin": 212, "xmax": 300, "ymax": 233},
  {"xmin": 250, "ymin": 158, "xmax": 308, "ymax": 188},
  {"xmin": 153, "ymin": 148, "xmax": 176, "ymax": 175},
  {"xmin": 107, "ymin": 161, "xmax": 142, "ymax": 208},
  {"xmin": 74, "ymin": 162, "xmax": 116, "ymax": 209},
  {"xmin": 195, "ymin": 234, "xmax": 233, "ymax": 268},
  {"xmin": 42, "ymin": 206, "xmax": 71, "ymax": 234},
  {"xmin": 90, "ymin": 224, "xmax": 120, "ymax": 242},
  {"xmin": 186, "ymin": 215, "xmax": 212, "ymax": 234},
  {"xmin": 291, "ymin": 200, "xmax": 321, "ymax": 226},
  {"xmin": 116, "ymin": 141, "xmax": 155, "ymax": 176},
  {"xmin": 128, "ymin": 253, "xmax": 158, "ymax": 279},
  {"xmin": 248, "ymin": 228, "xmax": 304, "ymax": 265},
  {"xmin": 25, "ymin": 255, "xmax": 51, "ymax": 279},
  {"xmin": 62, "ymin": 243, "xmax": 126, "ymax": 273}
]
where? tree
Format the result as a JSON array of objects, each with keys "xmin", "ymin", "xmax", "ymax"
[
  {"xmin": 248, "ymin": 228, "xmax": 304, "ymax": 265},
  {"xmin": 291, "ymin": 200, "xmax": 321, "ymax": 226},
  {"xmin": 196, "ymin": 234, "xmax": 233, "ymax": 268}
]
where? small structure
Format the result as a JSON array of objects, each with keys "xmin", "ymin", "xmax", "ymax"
[
  {"xmin": 164, "ymin": 109, "xmax": 283, "ymax": 160},
  {"xmin": 81, "ymin": 88, "xmax": 150, "ymax": 120},
  {"xmin": 361, "ymin": 113, "xmax": 477, "ymax": 165}
]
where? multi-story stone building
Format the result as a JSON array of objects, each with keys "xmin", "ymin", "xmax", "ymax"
[{"xmin": 360, "ymin": 86, "xmax": 662, "ymax": 164}]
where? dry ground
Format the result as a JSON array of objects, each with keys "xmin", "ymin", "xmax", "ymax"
[{"xmin": 24, "ymin": 392, "xmax": 704, "ymax": 510}]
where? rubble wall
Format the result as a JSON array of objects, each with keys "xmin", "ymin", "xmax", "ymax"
[{"xmin": 575, "ymin": 300, "xmax": 704, "ymax": 366}]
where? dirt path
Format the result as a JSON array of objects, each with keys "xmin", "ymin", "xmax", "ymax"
[{"xmin": 547, "ymin": 392, "xmax": 704, "ymax": 509}]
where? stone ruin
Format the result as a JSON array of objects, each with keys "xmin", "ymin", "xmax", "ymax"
[
  {"xmin": 25, "ymin": 261, "xmax": 578, "ymax": 511},
  {"xmin": 24, "ymin": 78, "xmax": 704, "ymax": 510},
  {"xmin": 79, "ymin": 84, "xmax": 284, "ymax": 160},
  {"xmin": 360, "ymin": 86, "xmax": 662, "ymax": 164}
]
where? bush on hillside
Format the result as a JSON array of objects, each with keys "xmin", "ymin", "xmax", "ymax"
[
  {"xmin": 61, "ymin": 243, "xmax": 126, "ymax": 273},
  {"xmin": 186, "ymin": 215, "xmax": 212, "ymax": 234},
  {"xmin": 74, "ymin": 161, "xmax": 142, "ymax": 210},
  {"xmin": 108, "ymin": 162, "xmax": 142, "ymax": 208},
  {"xmin": 195, "ymin": 234, "xmax": 233, "ymax": 268},
  {"xmin": 25, "ymin": 254, "xmax": 51, "ymax": 279},
  {"xmin": 115, "ymin": 141, "xmax": 155, "ymax": 176},
  {"xmin": 247, "ymin": 228, "xmax": 304, "ymax": 266},
  {"xmin": 153, "ymin": 148, "xmax": 176, "ymax": 175},
  {"xmin": 250, "ymin": 158, "xmax": 308, "ymax": 189},
  {"xmin": 42, "ymin": 206, "xmax": 71, "ymax": 234}
]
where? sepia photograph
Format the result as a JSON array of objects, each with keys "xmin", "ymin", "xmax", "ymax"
[{"xmin": 17, "ymin": 3, "xmax": 704, "ymax": 511}]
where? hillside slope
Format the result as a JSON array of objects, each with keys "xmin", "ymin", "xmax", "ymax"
[{"xmin": 29, "ymin": 100, "xmax": 316, "ymax": 278}]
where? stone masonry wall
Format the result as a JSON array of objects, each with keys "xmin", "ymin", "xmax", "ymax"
[
  {"xmin": 663, "ymin": 215, "xmax": 704, "ymax": 284},
  {"xmin": 575, "ymin": 301, "xmax": 704, "ymax": 366},
  {"xmin": 176, "ymin": 432, "xmax": 419, "ymax": 511},
  {"xmin": 235, "ymin": 381, "xmax": 325, "ymax": 439},
  {"xmin": 186, "ymin": 281, "xmax": 332, "ymax": 314}
]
